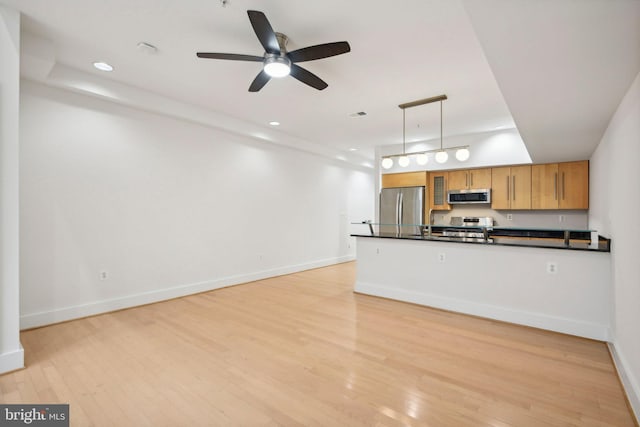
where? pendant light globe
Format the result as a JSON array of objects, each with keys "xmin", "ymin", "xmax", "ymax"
[
  {"xmin": 416, "ymin": 153, "xmax": 428, "ymax": 165},
  {"xmin": 435, "ymin": 150, "xmax": 448, "ymax": 164},
  {"xmin": 381, "ymin": 157, "xmax": 394, "ymax": 169},
  {"xmin": 398, "ymin": 156, "xmax": 410, "ymax": 167},
  {"xmin": 455, "ymin": 148, "xmax": 470, "ymax": 162}
]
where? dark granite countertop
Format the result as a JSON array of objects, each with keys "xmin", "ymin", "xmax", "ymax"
[{"xmin": 350, "ymin": 230, "xmax": 611, "ymax": 252}]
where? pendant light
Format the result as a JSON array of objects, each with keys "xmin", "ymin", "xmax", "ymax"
[{"xmin": 380, "ymin": 94, "xmax": 469, "ymax": 169}]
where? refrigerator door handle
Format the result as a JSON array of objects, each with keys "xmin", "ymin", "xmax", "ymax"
[
  {"xmin": 398, "ymin": 192, "xmax": 404, "ymax": 235},
  {"xmin": 395, "ymin": 192, "xmax": 401, "ymax": 235}
]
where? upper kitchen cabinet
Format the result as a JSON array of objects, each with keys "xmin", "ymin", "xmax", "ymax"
[
  {"xmin": 559, "ymin": 161, "xmax": 589, "ymax": 209},
  {"xmin": 491, "ymin": 165, "xmax": 531, "ymax": 210},
  {"xmin": 428, "ymin": 171, "xmax": 451, "ymax": 211},
  {"xmin": 381, "ymin": 172, "xmax": 427, "ymax": 189},
  {"xmin": 448, "ymin": 168, "xmax": 492, "ymax": 190},
  {"xmin": 532, "ymin": 160, "xmax": 589, "ymax": 210}
]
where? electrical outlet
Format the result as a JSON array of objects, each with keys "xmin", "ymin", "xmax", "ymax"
[
  {"xmin": 99, "ymin": 271, "xmax": 108, "ymax": 280},
  {"xmin": 546, "ymin": 262, "xmax": 558, "ymax": 274},
  {"xmin": 438, "ymin": 253, "xmax": 446, "ymax": 263},
  {"xmin": 559, "ymin": 215, "xmax": 564, "ymax": 223},
  {"xmin": 506, "ymin": 214, "xmax": 513, "ymax": 221},
  {"xmin": 376, "ymin": 248, "xmax": 380, "ymax": 255}
]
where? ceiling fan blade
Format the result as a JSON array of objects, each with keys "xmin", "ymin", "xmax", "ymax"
[
  {"xmin": 289, "ymin": 64, "xmax": 328, "ymax": 90},
  {"xmin": 196, "ymin": 52, "xmax": 264, "ymax": 62},
  {"xmin": 287, "ymin": 41, "xmax": 351, "ymax": 63},
  {"xmin": 247, "ymin": 10, "xmax": 280, "ymax": 55},
  {"xmin": 249, "ymin": 70, "xmax": 271, "ymax": 92}
]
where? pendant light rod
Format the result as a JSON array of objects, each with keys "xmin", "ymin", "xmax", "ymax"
[
  {"xmin": 440, "ymin": 100, "xmax": 443, "ymax": 150},
  {"xmin": 398, "ymin": 94, "xmax": 447, "ymax": 110},
  {"xmin": 402, "ymin": 108, "xmax": 406, "ymax": 154}
]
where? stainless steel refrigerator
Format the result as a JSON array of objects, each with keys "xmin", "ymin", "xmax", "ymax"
[{"xmin": 379, "ymin": 186, "xmax": 424, "ymax": 236}]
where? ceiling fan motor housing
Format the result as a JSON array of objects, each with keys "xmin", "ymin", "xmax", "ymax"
[{"xmin": 274, "ymin": 32, "xmax": 289, "ymax": 52}]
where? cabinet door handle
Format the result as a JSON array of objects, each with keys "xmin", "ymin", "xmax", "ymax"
[
  {"xmin": 470, "ymin": 172, "xmax": 474, "ymax": 187},
  {"xmin": 512, "ymin": 175, "xmax": 516, "ymax": 201},
  {"xmin": 562, "ymin": 172, "xmax": 566, "ymax": 200},
  {"xmin": 465, "ymin": 172, "xmax": 468, "ymax": 188},
  {"xmin": 554, "ymin": 172, "xmax": 558, "ymax": 200},
  {"xmin": 506, "ymin": 176, "xmax": 510, "ymax": 201}
]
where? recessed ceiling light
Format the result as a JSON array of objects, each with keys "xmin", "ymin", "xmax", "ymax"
[
  {"xmin": 93, "ymin": 61, "xmax": 113, "ymax": 72},
  {"xmin": 269, "ymin": 121, "xmax": 280, "ymax": 126},
  {"xmin": 349, "ymin": 148, "xmax": 357, "ymax": 152}
]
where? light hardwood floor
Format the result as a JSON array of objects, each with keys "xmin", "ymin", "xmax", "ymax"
[{"xmin": 0, "ymin": 262, "xmax": 636, "ymax": 426}]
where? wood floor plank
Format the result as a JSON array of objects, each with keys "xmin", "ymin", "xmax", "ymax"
[{"xmin": 0, "ymin": 261, "xmax": 635, "ymax": 426}]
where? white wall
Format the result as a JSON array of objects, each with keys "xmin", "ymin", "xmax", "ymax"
[
  {"xmin": 19, "ymin": 80, "xmax": 375, "ymax": 328},
  {"xmin": 355, "ymin": 237, "xmax": 610, "ymax": 340},
  {"xmin": 589, "ymin": 71, "xmax": 640, "ymax": 420},
  {"xmin": 0, "ymin": 6, "xmax": 24, "ymax": 374}
]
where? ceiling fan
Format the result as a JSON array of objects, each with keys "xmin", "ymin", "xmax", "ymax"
[{"xmin": 197, "ymin": 10, "xmax": 351, "ymax": 92}]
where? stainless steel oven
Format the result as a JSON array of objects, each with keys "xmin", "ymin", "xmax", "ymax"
[{"xmin": 441, "ymin": 216, "xmax": 494, "ymax": 242}]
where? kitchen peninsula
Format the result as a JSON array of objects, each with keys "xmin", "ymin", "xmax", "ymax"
[{"xmin": 351, "ymin": 225, "xmax": 612, "ymax": 342}]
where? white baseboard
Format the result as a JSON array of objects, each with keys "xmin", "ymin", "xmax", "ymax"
[
  {"xmin": 355, "ymin": 281, "xmax": 610, "ymax": 341},
  {"xmin": 0, "ymin": 345, "xmax": 24, "ymax": 375},
  {"xmin": 608, "ymin": 342, "xmax": 640, "ymax": 424},
  {"xmin": 21, "ymin": 255, "xmax": 354, "ymax": 330}
]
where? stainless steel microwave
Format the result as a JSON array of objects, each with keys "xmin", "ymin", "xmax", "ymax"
[{"xmin": 447, "ymin": 188, "xmax": 491, "ymax": 204}]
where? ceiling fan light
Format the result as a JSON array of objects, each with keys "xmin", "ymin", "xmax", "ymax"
[
  {"xmin": 416, "ymin": 153, "xmax": 428, "ymax": 165},
  {"xmin": 435, "ymin": 150, "xmax": 449, "ymax": 164},
  {"xmin": 264, "ymin": 56, "xmax": 291, "ymax": 78},
  {"xmin": 455, "ymin": 148, "xmax": 470, "ymax": 161},
  {"xmin": 381, "ymin": 157, "xmax": 394, "ymax": 169},
  {"xmin": 398, "ymin": 156, "xmax": 410, "ymax": 167}
]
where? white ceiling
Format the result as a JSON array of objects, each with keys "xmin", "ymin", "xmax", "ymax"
[{"xmin": 3, "ymin": 0, "xmax": 640, "ymax": 166}]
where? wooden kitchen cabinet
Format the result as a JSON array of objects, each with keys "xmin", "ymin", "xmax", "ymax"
[
  {"xmin": 448, "ymin": 168, "xmax": 492, "ymax": 190},
  {"xmin": 428, "ymin": 171, "xmax": 451, "ymax": 211},
  {"xmin": 531, "ymin": 163, "xmax": 559, "ymax": 209},
  {"xmin": 531, "ymin": 160, "xmax": 588, "ymax": 209},
  {"xmin": 559, "ymin": 161, "xmax": 589, "ymax": 209},
  {"xmin": 381, "ymin": 171, "xmax": 427, "ymax": 189},
  {"xmin": 491, "ymin": 165, "xmax": 531, "ymax": 210}
]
